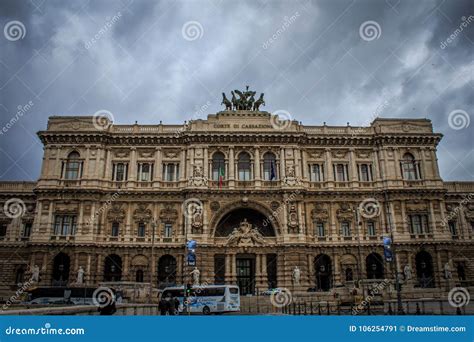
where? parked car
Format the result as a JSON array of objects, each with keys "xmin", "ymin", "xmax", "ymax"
[{"xmin": 261, "ymin": 288, "xmax": 285, "ymax": 296}]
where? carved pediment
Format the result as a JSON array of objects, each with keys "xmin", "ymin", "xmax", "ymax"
[
  {"xmin": 133, "ymin": 203, "xmax": 152, "ymax": 223},
  {"xmin": 107, "ymin": 204, "xmax": 126, "ymax": 223},
  {"xmin": 337, "ymin": 202, "xmax": 353, "ymax": 220},
  {"xmin": 159, "ymin": 204, "xmax": 178, "ymax": 223},
  {"xmin": 311, "ymin": 205, "xmax": 329, "ymax": 221},
  {"xmin": 227, "ymin": 219, "xmax": 266, "ymax": 246}
]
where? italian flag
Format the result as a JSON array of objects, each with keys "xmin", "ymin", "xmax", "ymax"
[{"xmin": 218, "ymin": 166, "xmax": 225, "ymax": 189}]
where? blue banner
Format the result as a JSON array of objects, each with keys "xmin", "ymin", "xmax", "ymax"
[{"xmin": 0, "ymin": 316, "xmax": 472, "ymax": 342}]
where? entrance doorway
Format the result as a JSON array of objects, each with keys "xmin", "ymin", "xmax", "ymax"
[{"xmin": 236, "ymin": 257, "xmax": 255, "ymax": 295}]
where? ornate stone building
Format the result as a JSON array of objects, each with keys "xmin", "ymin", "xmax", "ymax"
[{"xmin": 0, "ymin": 102, "xmax": 473, "ymax": 300}]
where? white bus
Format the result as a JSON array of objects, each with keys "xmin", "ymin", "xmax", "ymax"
[{"xmin": 161, "ymin": 285, "xmax": 240, "ymax": 315}]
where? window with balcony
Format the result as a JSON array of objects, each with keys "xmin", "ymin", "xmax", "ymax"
[
  {"xmin": 112, "ymin": 163, "xmax": 128, "ymax": 181},
  {"xmin": 63, "ymin": 151, "xmax": 82, "ymax": 180},
  {"xmin": 53, "ymin": 215, "xmax": 77, "ymax": 236},
  {"xmin": 137, "ymin": 163, "xmax": 153, "ymax": 181},
  {"xmin": 138, "ymin": 222, "xmax": 146, "ymax": 237},
  {"xmin": 212, "ymin": 152, "xmax": 225, "ymax": 181},
  {"xmin": 163, "ymin": 163, "xmax": 179, "ymax": 181},
  {"xmin": 309, "ymin": 164, "xmax": 324, "ymax": 182},
  {"xmin": 111, "ymin": 222, "xmax": 120, "ymax": 237},
  {"xmin": 341, "ymin": 221, "xmax": 351, "ymax": 237},
  {"xmin": 263, "ymin": 152, "xmax": 277, "ymax": 180},
  {"xmin": 408, "ymin": 214, "xmax": 429, "ymax": 234},
  {"xmin": 358, "ymin": 164, "xmax": 373, "ymax": 182},
  {"xmin": 238, "ymin": 152, "xmax": 251, "ymax": 180},
  {"xmin": 401, "ymin": 153, "xmax": 421, "ymax": 180},
  {"xmin": 333, "ymin": 164, "xmax": 349, "ymax": 181},
  {"xmin": 367, "ymin": 221, "xmax": 376, "ymax": 236}
]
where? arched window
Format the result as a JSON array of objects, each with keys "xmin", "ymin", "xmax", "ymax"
[
  {"xmin": 415, "ymin": 251, "xmax": 435, "ymax": 288},
  {"xmin": 263, "ymin": 152, "xmax": 277, "ymax": 180},
  {"xmin": 158, "ymin": 255, "xmax": 177, "ymax": 287},
  {"xmin": 401, "ymin": 153, "xmax": 420, "ymax": 180},
  {"xmin": 135, "ymin": 269, "xmax": 144, "ymax": 282},
  {"xmin": 64, "ymin": 151, "xmax": 82, "ymax": 180},
  {"xmin": 345, "ymin": 267, "xmax": 353, "ymax": 281},
  {"xmin": 15, "ymin": 267, "xmax": 25, "ymax": 285},
  {"xmin": 104, "ymin": 254, "xmax": 122, "ymax": 282},
  {"xmin": 238, "ymin": 152, "xmax": 251, "ymax": 180},
  {"xmin": 52, "ymin": 253, "xmax": 70, "ymax": 286},
  {"xmin": 366, "ymin": 253, "xmax": 384, "ymax": 279},
  {"xmin": 315, "ymin": 254, "xmax": 332, "ymax": 291},
  {"xmin": 212, "ymin": 152, "xmax": 225, "ymax": 181}
]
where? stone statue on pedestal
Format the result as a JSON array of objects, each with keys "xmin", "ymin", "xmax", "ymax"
[
  {"xmin": 31, "ymin": 265, "xmax": 40, "ymax": 283},
  {"xmin": 76, "ymin": 266, "xmax": 85, "ymax": 284},
  {"xmin": 190, "ymin": 267, "xmax": 200, "ymax": 286},
  {"xmin": 292, "ymin": 266, "xmax": 301, "ymax": 286},
  {"xmin": 444, "ymin": 262, "xmax": 452, "ymax": 279},
  {"xmin": 403, "ymin": 264, "xmax": 412, "ymax": 280}
]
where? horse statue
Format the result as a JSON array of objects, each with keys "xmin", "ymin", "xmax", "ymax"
[
  {"xmin": 253, "ymin": 93, "xmax": 265, "ymax": 111},
  {"xmin": 234, "ymin": 90, "xmax": 247, "ymax": 110},
  {"xmin": 231, "ymin": 91, "xmax": 239, "ymax": 111},
  {"xmin": 221, "ymin": 93, "xmax": 232, "ymax": 111},
  {"xmin": 247, "ymin": 93, "xmax": 256, "ymax": 110}
]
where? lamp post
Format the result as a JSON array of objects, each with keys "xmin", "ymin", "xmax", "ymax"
[
  {"xmin": 383, "ymin": 191, "xmax": 404, "ymax": 314},
  {"xmin": 149, "ymin": 219, "xmax": 157, "ymax": 304}
]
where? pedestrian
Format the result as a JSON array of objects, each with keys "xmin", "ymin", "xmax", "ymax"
[
  {"xmin": 167, "ymin": 295, "xmax": 175, "ymax": 315},
  {"xmin": 174, "ymin": 296, "xmax": 180, "ymax": 315},
  {"xmin": 158, "ymin": 296, "xmax": 168, "ymax": 315}
]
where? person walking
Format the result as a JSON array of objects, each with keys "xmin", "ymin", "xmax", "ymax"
[{"xmin": 158, "ymin": 296, "xmax": 169, "ymax": 315}]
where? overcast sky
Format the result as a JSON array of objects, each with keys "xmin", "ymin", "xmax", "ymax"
[{"xmin": 0, "ymin": 0, "xmax": 472, "ymax": 181}]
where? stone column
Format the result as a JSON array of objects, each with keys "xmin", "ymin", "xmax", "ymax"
[
  {"xmin": 349, "ymin": 149, "xmax": 357, "ymax": 183},
  {"xmin": 203, "ymin": 146, "xmax": 209, "ymax": 180},
  {"xmin": 280, "ymin": 147, "xmax": 285, "ymax": 178},
  {"xmin": 225, "ymin": 254, "xmax": 231, "ymax": 284},
  {"xmin": 96, "ymin": 254, "xmax": 103, "ymax": 284},
  {"xmin": 334, "ymin": 253, "xmax": 341, "ymax": 285},
  {"xmin": 254, "ymin": 147, "xmax": 261, "ymax": 183},
  {"xmin": 255, "ymin": 254, "xmax": 262, "ymax": 292},
  {"xmin": 301, "ymin": 149, "xmax": 308, "ymax": 181},
  {"xmin": 261, "ymin": 254, "xmax": 268, "ymax": 288},
  {"xmin": 123, "ymin": 254, "xmax": 130, "ymax": 281},
  {"xmin": 231, "ymin": 253, "xmax": 237, "ymax": 284},
  {"xmin": 130, "ymin": 147, "xmax": 137, "ymax": 181},
  {"xmin": 229, "ymin": 146, "xmax": 235, "ymax": 187},
  {"xmin": 155, "ymin": 147, "xmax": 162, "ymax": 181},
  {"xmin": 307, "ymin": 254, "xmax": 313, "ymax": 286},
  {"xmin": 86, "ymin": 255, "xmax": 91, "ymax": 285},
  {"xmin": 325, "ymin": 148, "xmax": 333, "ymax": 185},
  {"xmin": 180, "ymin": 148, "xmax": 187, "ymax": 182}
]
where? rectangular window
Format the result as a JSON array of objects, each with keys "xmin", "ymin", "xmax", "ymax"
[
  {"xmin": 334, "ymin": 164, "xmax": 348, "ymax": 181},
  {"xmin": 111, "ymin": 222, "xmax": 120, "ymax": 237},
  {"xmin": 138, "ymin": 222, "xmax": 146, "ymax": 237},
  {"xmin": 113, "ymin": 163, "xmax": 128, "ymax": 181},
  {"xmin": 341, "ymin": 222, "xmax": 351, "ymax": 237},
  {"xmin": 164, "ymin": 223, "xmax": 173, "ymax": 238},
  {"xmin": 358, "ymin": 164, "xmax": 373, "ymax": 182},
  {"xmin": 367, "ymin": 221, "xmax": 376, "ymax": 236},
  {"xmin": 65, "ymin": 161, "xmax": 81, "ymax": 179},
  {"xmin": 163, "ymin": 163, "xmax": 179, "ymax": 181},
  {"xmin": 53, "ymin": 215, "xmax": 77, "ymax": 236},
  {"xmin": 23, "ymin": 223, "xmax": 32, "ymax": 238},
  {"xmin": 409, "ymin": 214, "xmax": 429, "ymax": 234},
  {"xmin": 0, "ymin": 224, "xmax": 6, "ymax": 238},
  {"xmin": 315, "ymin": 222, "xmax": 325, "ymax": 237},
  {"xmin": 309, "ymin": 164, "xmax": 324, "ymax": 182},
  {"xmin": 138, "ymin": 163, "xmax": 153, "ymax": 181},
  {"xmin": 448, "ymin": 221, "xmax": 457, "ymax": 237}
]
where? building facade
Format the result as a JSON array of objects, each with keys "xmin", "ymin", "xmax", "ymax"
[{"xmin": 0, "ymin": 107, "xmax": 473, "ymax": 300}]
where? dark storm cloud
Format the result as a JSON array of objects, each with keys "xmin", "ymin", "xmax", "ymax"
[{"xmin": 0, "ymin": 0, "xmax": 472, "ymax": 181}]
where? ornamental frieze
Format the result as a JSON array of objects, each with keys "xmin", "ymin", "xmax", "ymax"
[{"xmin": 132, "ymin": 203, "xmax": 152, "ymax": 223}]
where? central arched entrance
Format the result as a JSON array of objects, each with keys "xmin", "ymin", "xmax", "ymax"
[{"xmin": 213, "ymin": 205, "xmax": 277, "ymax": 295}]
